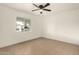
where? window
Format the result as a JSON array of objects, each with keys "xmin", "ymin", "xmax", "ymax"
[{"xmin": 16, "ymin": 17, "xmax": 30, "ymax": 32}]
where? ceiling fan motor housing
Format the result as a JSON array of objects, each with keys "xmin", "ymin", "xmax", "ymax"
[{"xmin": 39, "ymin": 5, "xmax": 44, "ymax": 9}]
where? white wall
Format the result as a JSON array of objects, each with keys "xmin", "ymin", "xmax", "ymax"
[
  {"xmin": 1, "ymin": 4, "xmax": 79, "ymax": 48},
  {"xmin": 43, "ymin": 9, "xmax": 79, "ymax": 45},
  {"xmin": 0, "ymin": 5, "xmax": 42, "ymax": 48}
]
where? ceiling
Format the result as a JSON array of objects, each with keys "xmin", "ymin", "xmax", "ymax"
[{"xmin": 1, "ymin": 3, "xmax": 79, "ymax": 16}]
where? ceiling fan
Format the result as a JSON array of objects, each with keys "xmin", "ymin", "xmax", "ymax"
[{"xmin": 32, "ymin": 3, "xmax": 51, "ymax": 14}]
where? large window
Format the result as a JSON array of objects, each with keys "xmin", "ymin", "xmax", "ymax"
[{"xmin": 16, "ymin": 17, "xmax": 30, "ymax": 32}]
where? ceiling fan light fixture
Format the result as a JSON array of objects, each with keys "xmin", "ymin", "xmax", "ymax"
[{"xmin": 40, "ymin": 11, "xmax": 43, "ymax": 14}]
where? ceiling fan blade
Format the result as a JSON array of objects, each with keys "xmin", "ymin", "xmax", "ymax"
[
  {"xmin": 32, "ymin": 9, "xmax": 40, "ymax": 11},
  {"xmin": 43, "ymin": 3, "xmax": 50, "ymax": 8},
  {"xmin": 33, "ymin": 4, "xmax": 39, "ymax": 8},
  {"xmin": 43, "ymin": 9, "xmax": 51, "ymax": 11}
]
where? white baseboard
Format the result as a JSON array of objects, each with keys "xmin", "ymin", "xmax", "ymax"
[
  {"xmin": 0, "ymin": 35, "xmax": 41, "ymax": 48},
  {"xmin": 43, "ymin": 33, "xmax": 79, "ymax": 45},
  {"xmin": 1, "ymin": 33, "xmax": 79, "ymax": 48}
]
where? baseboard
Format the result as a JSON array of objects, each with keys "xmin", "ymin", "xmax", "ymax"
[
  {"xmin": 42, "ymin": 33, "xmax": 79, "ymax": 45},
  {"xmin": 0, "ymin": 35, "xmax": 41, "ymax": 48},
  {"xmin": 1, "ymin": 33, "xmax": 79, "ymax": 48}
]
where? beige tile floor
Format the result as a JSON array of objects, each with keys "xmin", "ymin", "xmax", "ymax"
[{"xmin": 0, "ymin": 37, "xmax": 79, "ymax": 55}]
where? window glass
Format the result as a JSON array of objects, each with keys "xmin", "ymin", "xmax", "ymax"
[{"xmin": 16, "ymin": 17, "xmax": 30, "ymax": 32}]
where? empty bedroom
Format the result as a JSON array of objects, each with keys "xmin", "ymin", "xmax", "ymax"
[{"xmin": 0, "ymin": 3, "xmax": 79, "ymax": 55}]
